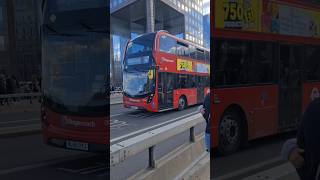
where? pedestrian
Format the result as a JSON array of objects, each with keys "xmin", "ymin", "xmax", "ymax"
[
  {"xmin": 6, "ymin": 75, "xmax": 13, "ymax": 94},
  {"xmin": 0, "ymin": 74, "xmax": 5, "ymax": 105},
  {"xmin": 199, "ymin": 91, "xmax": 210, "ymax": 152},
  {"xmin": 281, "ymin": 97, "xmax": 320, "ymax": 180}
]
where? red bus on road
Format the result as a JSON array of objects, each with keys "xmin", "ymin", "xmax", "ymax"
[
  {"xmin": 122, "ymin": 31, "xmax": 210, "ymax": 112},
  {"xmin": 212, "ymin": 0, "xmax": 320, "ymax": 155},
  {"xmin": 41, "ymin": 0, "xmax": 109, "ymax": 152}
]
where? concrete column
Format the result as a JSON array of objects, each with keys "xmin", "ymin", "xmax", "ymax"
[
  {"xmin": 110, "ymin": 36, "xmax": 115, "ymax": 86},
  {"xmin": 146, "ymin": 0, "xmax": 155, "ymax": 33}
]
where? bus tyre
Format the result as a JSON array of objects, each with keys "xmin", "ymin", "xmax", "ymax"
[
  {"xmin": 178, "ymin": 96, "xmax": 187, "ymax": 110},
  {"xmin": 218, "ymin": 109, "xmax": 244, "ymax": 155}
]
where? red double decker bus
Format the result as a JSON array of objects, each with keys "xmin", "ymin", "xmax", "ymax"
[
  {"xmin": 212, "ymin": 0, "xmax": 320, "ymax": 154},
  {"xmin": 41, "ymin": 0, "xmax": 108, "ymax": 152},
  {"xmin": 122, "ymin": 31, "xmax": 210, "ymax": 112}
]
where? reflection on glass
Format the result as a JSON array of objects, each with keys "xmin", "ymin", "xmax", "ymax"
[{"xmin": 123, "ymin": 71, "xmax": 155, "ymax": 97}]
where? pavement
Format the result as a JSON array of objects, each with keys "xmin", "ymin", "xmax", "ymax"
[
  {"xmin": 242, "ymin": 162, "xmax": 299, "ymax": 180},
  {"xmin": 110, "ymin": 93, "xmax": 122, "ymax": 105},
  {"xmin": 212, "ymin": 132, "xmax": 297, "ymax": 180}
]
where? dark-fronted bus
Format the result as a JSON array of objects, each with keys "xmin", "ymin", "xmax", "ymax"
[
  {"xmin": 212, "ymin": 0, "xmax": 320, "ymax": 155},
  {"xmin": 123, "ymin": 31, "xmax": 210, "ymax": 112},
  {"xmin": 41, "ymin": 0, "xmax": 109, "ymax": 152}
]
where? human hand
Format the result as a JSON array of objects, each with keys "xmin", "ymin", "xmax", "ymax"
[{"xmin": 289, "ymin": 148, "xmax": 304, "ymax": 169}]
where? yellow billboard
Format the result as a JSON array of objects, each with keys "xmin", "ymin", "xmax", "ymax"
[
  {"xmin": 177, "ymin": 59, "xmax": 193, "ymax": 72},
  {"xmin": 215, "ymin": 0, "xmax": 261, "ymax": 32},
  {"xmin": 215, "ymin": 0, "xmax": 320, "ymax": 38}
]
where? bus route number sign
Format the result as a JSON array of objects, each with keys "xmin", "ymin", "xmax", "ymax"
[{"xmin": 177, "ymin": 59, "xmax": 193, "ymax": 72}]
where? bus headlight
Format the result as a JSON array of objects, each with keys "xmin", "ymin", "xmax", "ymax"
[{"xmin": 147, "ymin": 94, "xmax": 154, "ymax": 103}]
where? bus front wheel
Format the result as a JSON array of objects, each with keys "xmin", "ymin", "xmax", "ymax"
[
  {"xmin": 218, "ymin": 109, "xmax": 244, "ymax": 155},
  {"xmin": 178, "ymin": 96, "xmax": 187, "ymax": 110}
]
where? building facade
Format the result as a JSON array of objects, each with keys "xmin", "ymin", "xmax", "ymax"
[
  {"xmin": 203, "ymin": 0, "xmax": 209, "ymax": 49},
  {"xmin": 0, "ymin": 0, "xmax": 11, "ymax": 76},
  {"xmin": 13, "ymin": 0, "xmax": 41, "ymax": 81},
  {"xmin": 0, "ymin": 0, "xmax": 40, "ymax": 82},
  {"xmin": 110, "ymin": 0, "xmax": 205, "ymax": 87}
]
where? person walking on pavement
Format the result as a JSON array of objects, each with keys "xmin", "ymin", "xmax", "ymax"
[
  {"xmin": 0, "ymin": 73, "xmax": 5, "ymax": 105},
  {"xmin": 281, "ymin": 97, "xmax": 320, "ymax": 180},
  {"xmin": 199, "ymin": 91, "xmax": 210, "ymax": 152}
]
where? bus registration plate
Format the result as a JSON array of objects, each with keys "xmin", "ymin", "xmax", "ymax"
[
  {"xmin": 130, "ymin": 106, "xmax": 138, "ymax": 110},
  {"xmin": 66, "ymin": 140, "xmax": 88, "ymax": 151}
]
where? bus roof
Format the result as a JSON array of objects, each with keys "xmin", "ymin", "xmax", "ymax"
[
  {"xmin": 130, "ymin": 31, "xmax": 210, "ymax": 52},
  {"xmin": 156, "ymin": 30, "xmax": 210, "ymax": 52}
]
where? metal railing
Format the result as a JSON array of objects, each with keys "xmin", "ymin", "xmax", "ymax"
[
  {"xmin": 110, "ymin": 113, "xmax": 204, "ymax": 168},
  {"xmin": 110, "ymin": 91, "xmax": 122, "ymax": 95},
  {"xmin": 0, "ymin": 93, "xmax": 41, "ymax": 105}
]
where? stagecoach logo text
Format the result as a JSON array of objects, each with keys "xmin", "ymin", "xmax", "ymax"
[
  {"xmin": 128, "ymin": 98, "xmax": 141, "ymax": 102},
  {"xmin": 160, "ymin": 57, "xmax": 174, "ymax": 63},
  {"xmin": 60, "ymin": 116, "xmax": 96, "ymax": 128}
]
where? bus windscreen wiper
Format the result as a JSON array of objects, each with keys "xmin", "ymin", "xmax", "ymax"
[
  {"xmin": 78, "ymin": 22, "xmax": 108, "ymax": 34},
  {"xmin": 44, "ymin": 24, "xmax": 83, "ymax": 37}
]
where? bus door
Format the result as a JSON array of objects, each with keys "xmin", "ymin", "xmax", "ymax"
[
  {"xmin": 197, "ymin": 76, "xmax": 204, "ymax": 103},
  {"xmin": 158, "ymin": 72, "xmax": 174, "ymax": 110},
  {"xmin": 279, "ymin": 44, "xmax": 302, "ymax": 130}
]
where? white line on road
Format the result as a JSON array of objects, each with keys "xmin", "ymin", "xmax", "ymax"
[
  {"xmin": 0, "ymin": 154, "xmax": 94, "ymax": 175},
  {"xmin": 0, "ymin": 118, "xmax": 39, "ymax": 124},
  {"xmin": 110, "ymin": 111, "xmax": 198, "ymax": 144},
  {"xmin": 110, "ymin": 113, "xmax": 125, "ymax": 118},
  {"xmin": 110, "ymin": 119, "xmax": 128, "ymax": 129}
]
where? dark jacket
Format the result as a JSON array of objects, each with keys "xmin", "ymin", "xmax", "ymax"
[
  {"xmin": 203, "ymin": 93, "xmax": 210, "ymax": 134},
  {"xmin": 297, "ymin": 98, "xmax": 320, "ymax": 180}
]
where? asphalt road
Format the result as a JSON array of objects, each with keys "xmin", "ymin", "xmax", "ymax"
[
  {"xmin": 0, "ymin": 134, "xmax": 107, "ymax": 180},
  {"xmin": 110, "ymin": 104, "xmax": 200, "ymax": 143}
]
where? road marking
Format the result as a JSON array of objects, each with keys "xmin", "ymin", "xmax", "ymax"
[
  {"xmin": 110, "ymin": 111, "xmax": 198, "ymax": 144},
  {"xmin": 110, "ymin": 119, "xmax": 128, "ymax": 129},
  {"xmin": 110, "ymin": 113, "xmax": 125, "ymax": 118},
  {"xmin": 0, "ymin": 118, "xmax": 39, "ymax": 124},
  {"xmin": 214, "ymin": 156, "xmax": 284, "ymax": 180},
  {"xmin": 0, "ymin": 154, "xmax": 93, "ymax": 175}
]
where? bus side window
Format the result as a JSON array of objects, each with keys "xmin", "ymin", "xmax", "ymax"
[
  {"xmin": 305, "ymin": 46, "xmax": 320, "ymax": 81},
  {"xmin": 177, "ymin": 41, "xmax": 190, "ymax": 58},
  {"xmin": 178, "ymin": 74, "xmax": 187, "ymax": 89},
  {"xmin": 190, "ymin": 45, "xmax": 197, "ymax": 59},
  {"xmin": 196, "ymin": 48, "xmax": 205, "ymax": 61},
  {"xmin": 159, "ymin": 35, "xmax": 176, "ymax": 54},
  {"xmin": 187, "ymin": 75, "xmax": 196, "ymax": 88}
]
